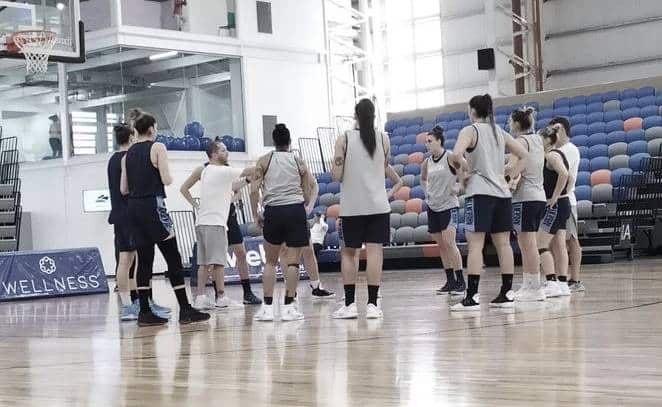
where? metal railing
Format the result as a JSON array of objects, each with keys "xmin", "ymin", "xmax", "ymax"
[{"xmin": 170, "ymin": 210, "xmax": 196, "ymax": 268}]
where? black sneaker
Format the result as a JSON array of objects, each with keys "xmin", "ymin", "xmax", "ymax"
[
  {"xmin": 179, "ymin": 307, "xmax": 211, "ymax": 324},
  {"xmin": 489, "ymin": 290, "xmax": 515, "ymax": 308},
  {"xmin": 436, "ymin": 282, "xmax": 452, "ymax": 295},
  {"xmin": 450, "ymin": 279, "xmax": 466, "ymax": 296},
  {"xmin": 450, "ymin": 293, "xmax": 480, "ymax": 311},
  {"xmin": 312, "ymin": 287, "xmax": 335, "ymax": 298},
  {"xmin": 137, "ymin": 311, "xmax": 169, "ymax": 327},
  {"xmin": 243, "ymin": 291, "xmax": 263, "ymax": 305}
]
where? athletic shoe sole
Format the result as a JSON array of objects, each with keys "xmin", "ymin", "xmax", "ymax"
[
  {"xmin": 450, "ymin": 304, "xmax": 480, "ymax": 312},
  {"xmin": 137, "ymin": 320, "xmax": 168, "ymax": 327},
  {"xmin": 312, "ymin": 294, "xmax": 336, "ymax": 299},
  {"xmin": 489, "ymin": 302, "xmax": 514, "ymax": 308},
  {"xmin": 179, "ymin": 317, "xmax": 210, "ymax": 325}
]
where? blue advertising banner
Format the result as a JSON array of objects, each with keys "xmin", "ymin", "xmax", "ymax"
[
  {"xmin": 0, "ymin": 248, "xmax": 109, "ymax": 302},
  {"xmin": 191, "ymin": 237, "xmax": 309, "ymax": 285}
]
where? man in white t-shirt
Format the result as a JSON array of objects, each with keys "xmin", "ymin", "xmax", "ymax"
[
  {"xmin": 550, "ymin": 117, "xmax": 585, "ymax": 292},
  {"xmin": 180, "ymin": 141, "xmax": 252, "ymax": 309},
  {"xmin": 310, "ymin": 212, "xmax": 328, "ymax": 255}
]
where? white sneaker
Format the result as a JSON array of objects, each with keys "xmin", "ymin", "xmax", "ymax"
[
  {"xmin": 332, "ymin": 303, "xmax": 358, "ymax": 319},
  {"xmin": 450, "ymin": 293, "xmax": 480, "ymax": 311},
  {"xmin": 514, "ymin": 286, "xmax": 546, "ymax": 302},
  {"xmin": 366, "ymin": 303, "xmax": 383, "ymax": 319},
  {"xmin": 281, "ymin": 303, "xmax": 304, "ymax": 321},
  {"xmin": 543, "ymin": 281, "xmax": 562, "ymax": 298},
  {"xmin": 558, "ymin": 281, "xmax": 572, "ymax": 296},
  {"xmin": 193, "ymin": 295, "xmax": 215, "ymax": 310},
  {"xmin": 253, "ymin": 304, "xmax": 274, "ymax": 321},
  {"xmin": 215, "ymin": 296, "xmax": 244, "ymax": 309}
]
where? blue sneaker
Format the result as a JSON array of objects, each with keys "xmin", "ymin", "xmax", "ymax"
[
  {"xmin": 120, "ymin": 304, "xmax": 138, "ymax": 321},
  {"xmin": 149, "ymin": 299, "xmax": 172, "ymax": 315}
]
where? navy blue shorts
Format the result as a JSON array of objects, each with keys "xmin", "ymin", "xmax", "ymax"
[
  {"xmin": 540, "ymin": 197, "xmax": 571, "ymax": 235},
  {"xmin": 263, "ymin": 203, "xmax": 310, "ymax": 248},
  {"xmin": 128, "ymin": 196, "xmax": 174, "ymax": 247},
  {"xmin": 339, "ymin": 213, "xmax": 390, "ymax": 249},
  {"xmin": 464, "ymin": 195, "xmax": 513, "ymax": 234},
  {"xmin": 512, "ymin": 201, "xmax": 546, "ymax": 233},
  {"xmin": 427, "ymin": 207, "xmax": 459, "ymax": 234},
  {"xmin": 226, "ymin": 211, "xmax": 243, "ymax": 246},
  {"xmin": 113, "ymin": 222, "xmax": 135, "ymax": 252}
]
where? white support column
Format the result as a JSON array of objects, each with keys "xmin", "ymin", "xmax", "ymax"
[
  {"xmin": 58, "ymin": 63, "xmax": 71, "ymax": 162},
  {"xmin": 95, "ymin": 107, "xmax": 108, "ymax": 153},
  {"xmin": 112, "ymin": 0, "xmax": 122, "ymax": 27},
  {"xmin": 229, "ymin": 59, "xmax": 245, "ymax": 139},
  {"xmin": 484, "ymin": 0, "xmax": 499, "ymax": 96}
]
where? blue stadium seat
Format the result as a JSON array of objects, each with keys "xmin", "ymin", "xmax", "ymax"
[
  {"xmin": 553, "ymin": 97, "xmax": 570, "ymax": 108},
  {"xmin": 569, "ymin": 95, "xmax": 587, "ymax": 106},
  {"xmin": 578, "ymin": 146, "xmax": 589, "ymax": 159},
  {"xmin": 575, "ymin": 185, "xmax": 592, "ymax": 201},
  {"xmin": 621, "ymin": 98, "xmax": 638, "ymax": 110},
  {"xmin": 621, "ymin": 107, "xmax": 641, "ymax": 121},
  {"xmin": 401, "ymin": 144, "xmax": 417, "ymax": 155},
  {"xmin": 570, "ymin": 114, "xmax": 587, "ymax": 125},
  {"xmin": 324, "ymin": 231, "xmax": 340, "ymax": 248},
  {"xmin": 586, "ymin": 112, "xmax": 603, "ymax": 124},
  {"xmin": 443, "ymin": 139, "xmax": 455, "ymax": 150},
  {"xmin": 602, "ymin": 90, "xmax": 619, "ymax": 102},
  {"xmin": 588, "ymin": 122, "xmax": 606, "ymax": 134},
  {"xmin": 570, "ymin": 105, "xmax": 587, "ymax": 116},
  {"xmin": 643, "ymin": 116, "xmax": 662, "ymax": 129},
  {"xmin": 326, "ymin": 181, "xmax": 340, "ymax": 194},
  {"xmin": 462, "ymin": 119, "xmax": 471, "ymax": 127},
  {"xmin": 579, "ymin": 158, "xmax": 590, "ymax": 172},
  {"xmin": 588, "ymin": 133, "xmax": 607, "ymax": 147},
  {"xmin": 390, "ymin": 145, "xmax": 399, "ymax": 156},
  {"xmin": 537, "ymin": 118, "xmax": 551, "ymax": 130},
  {"xmin": 627, "ymin": 140, "xmax": 648, "ymax": 155},
  {"xmin": 448, "ymin": 120, "xmax": 464, "ymax": 130},
  {"xmin": 589, "ymin": 156, "xmax": 609, "ymax": 171},
  {"xmin": 611, "ymin": 168, "xmax": 633, "ymax": 186},
  {"xmin": 410, "ymin": 185, "xmax": 426, "ymax": 200},
  {"xmin": 393, "ymin": 127, "xmax": 407, "ymax": 137},
  {"xmin": 385, "ymin": 120, "xmax": 397, "ymax": 132},
  {"xmin": 539, "ymin": 108, "xmax": 554, "ymax": 119},
  {"xmin": 570, "ymin": 124, "xmax": 588, "ymax": 137},
  {"xmin": 606, "ymin": 131, "xmax": 626, "ymax": 145},
  {"xmin": 445, "ymin": 129, "xmax": 459, "ymax": 139},
  {"xmin": 317, "ymin": 172, "xmax": 332, "ymax": 184},
  {"xmin": 657, "ymin": 96, "xmax": 662, "ymax": 106},
  {"xmin": 436, "ymin": 113, "xmax": 451, "ymax": 122},
  {"xmin": 605, "ymin": 120, "xmax": 624, "ymax": 133},
  {"xmin": 576, "ymin": 171, "xmax": 591, "ymax": 186},
  {"xmin": 406, "ymin": 125, "xmax": 421, "ymax": 135},
  {"xmin": 586, "ymin": 102, "xmax": 603, "ymax": 114},
  {"xmin": 626, "ymin": 129, "xmax": 645, "ymax": 143},
  {"xmin": 405, "ymin": 134, "xmax": 417, "ymax": 145},
  {"xmin": 554, "ymin": 106, "xmax": 570, "ymax": 117},
  {"xmin": 603, "ymin": 111, "xmax": 621, "ymax": 122},
  {"xmin": 572, "ymin": 135, "xmax": 589, "ymax": 146},
  {"xmin": 318, "ymin": 182, "xmax": 327, "ymax": 196},
  {"xmin": 411, "ymin": 144, "xmax": 427, "ymax": 153},
  {"xmin": 638, "ymin": 86, "xmax": 656, "ymax": 98},
  {"xmin": 391, "ymin": 136, "xmax": 405, "ymax": 146},
  {"xmin": 587, "ymin": 93, "xmax": 602, "ymax": 104},
  {"xmin": 640, "ymin": 106, "xmax": 659, "ymax": 119},
  {"xmin": 638, "ymin": 96, "xmax": 657, "ymax": 108},
  {"xmin": 588, "ymin": 144, "xmax": 608, "ymax": 159},
  {"xmin": 404, "ymin": 163, "xmax": 421, "ymax": 176},
  {"xmin": 525, "ymin": 101, "xmax": 539, "ymax": 110},
  {"xmin": 420, "ymin": 122, "xmax": 435, "ymax": 132},
  {"xmin": 629, "ymin": 152, "xmax": 651, "ymax": 171},
  {"xmin": 620, "ymin": 88, "xmax": 638, "ymax": 99},
  {"xmin": 495, "ymin": 106, "xmax": 512, "ymax": 115}
]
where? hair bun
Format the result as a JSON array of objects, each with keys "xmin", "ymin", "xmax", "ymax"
[{"xmin": 275, "ymin": 123, "xmax": 288, "ymax": 131}]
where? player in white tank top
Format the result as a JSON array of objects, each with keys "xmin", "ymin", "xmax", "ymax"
[
  {"xmin": 421, "ymin": 126, "xmax": 465, "ymax": 296},
  {"xmin": 449, "ymin": 94, "xmax": 529, "ymax": 311}
]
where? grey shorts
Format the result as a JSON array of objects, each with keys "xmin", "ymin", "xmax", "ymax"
[
  {"xmin": 195, "ymin": 225, "xmax": 228, "ymax": 266},
  {"xmin": 566, "ymin": 206, "xmax": 578, "ymax": 240}
]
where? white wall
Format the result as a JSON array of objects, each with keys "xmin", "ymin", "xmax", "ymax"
[
  {"xmin": 80, "ymin": 0, "xmax": 113, "ymax": 31},
  {"xmin": 542, "ymin": 0, "xmax": 662, "ymax": 90},
  {"xmin": 121, "ymin": 0, "xmax": 162, "ymax": 28},
  {"xmin": 184, "ymin": 0, "xmax": 228, "ymax": 36}
]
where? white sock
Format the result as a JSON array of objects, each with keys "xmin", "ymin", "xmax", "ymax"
[
  {"xmin": 119, "ymin": 292, "xmax": 131, "ymax": 306},
  {"xmin": 310, "ymin": 279, "xmax": 320, "ymax": 289}
]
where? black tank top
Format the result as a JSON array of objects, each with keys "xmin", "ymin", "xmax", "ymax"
[
  {"xmin": 126, "ymin": 140, "xmax": 166, "ymax": 198},
  {"xmin": 107, "ymin": 151, "xmax": 127, "ymax": 224},
  {"xmin": 543, "ymin": 149, "xmax": 569, "ymax": 199}
]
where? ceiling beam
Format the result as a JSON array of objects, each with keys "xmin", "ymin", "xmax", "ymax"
[{"xmin": 128, "ymin": 54, "xmax": 220, "ymax": 75}]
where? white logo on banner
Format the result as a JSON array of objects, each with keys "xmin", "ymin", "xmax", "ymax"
[{"xmin": 39, "ymin": 256, "xmax": 57, "ymax": 275}]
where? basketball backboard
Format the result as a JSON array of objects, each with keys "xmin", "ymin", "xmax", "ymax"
[{"xmin": 0, "ymin": 0, "xmax": 84, "ymax": 62}]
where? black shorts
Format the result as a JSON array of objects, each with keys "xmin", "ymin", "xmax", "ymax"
[
  {"xmin": 128, "ymin": 196, "xmax": 174, "ymax": 247},
  {"xmin": 226, "ymin": 211, "xmax": 243, "ymax": 246},
  {"xmin": 339, "ymin": 212, "xmax": 390, "ymax": 249},
  {"xmin": 427, "ymin": 207, "xmax": 459, "ymax": 234},
  {"xmin": 512, "ymin": 201, "xmax": 547, "ymax": 233},
  {"xmin": 113, "ymin": 222, "xmax": 135, "ymax": 252},
  {"xmin": 263, "ymin": 203, "xmax": 309, "ymax": 247},
  {"xmin": 464, "ymin": 195, "xmax": 513, "ymax": 233},
  {"xmin": 540, "ymin": 197, "xmax": 571, "ymax": 235}
]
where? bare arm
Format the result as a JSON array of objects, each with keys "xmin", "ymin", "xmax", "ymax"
[
  {"xmin": 232, "ymin": 167, "xmax": 256, "ymax": 192},
  {"xmin": 386, "ymin": 164, "xmax": 403, "ymax": 199},
  {"xmin": 504, "ymin": 133, "xmax": 529, "ymax": 180},
  {"xmin": 179, "ymin": 165, "xmax": 203, "ymax": 209},
  {"xmin": 420, "ymin": 159, "xmax": 428, "ymax": 193},
  {"xmin": 331, "ymin": 135, "xmax": 346, "ymax": 182},
  {"xmin": 546, "ymin": 151, "xmax": 569, "ymax": 207},
  {"xmin": 120, "ymin": 155, "xmax": 129, "ymax": 196},
  {"xmin": 450, "ymin": 126, "xmax": 477, "ymax": 168},
  {"xmin": 152, "ymin": 142, "xmax": 173, "ymax": 186},
  {"xmin": 250, "ymin": 157, "xmax": 267, "ymax": 226},
  {"xmin": 296, "ymin": 157, "xmax": 318, "ymax": 213},
  {"xmin": 506, "ymin": 137, "xmax": 528, "ymax": 190}
]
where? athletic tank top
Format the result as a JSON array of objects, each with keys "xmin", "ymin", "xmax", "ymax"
[
  {"xmin": 107, "ymin": 151, "xmax": 128, "ymax": 224},
  {"xmin": 425, "ymin": 151, "xmax": 460, "ymax": 212},
  {"xmin": 464, "ymin": 122, "xmax": 511, "ymax": 199},
  {"xmin": 339, "ymin": 129, "xmax": 390, "ymax": 217},
  {"xmin": 262, "ymin": 151, "xmax": 305, "ymax": 207},
  {"xmin": 543, "ymin": 149, "xmax": 569, "ymax": 199},
  {"xmin": 512, "ymin": 133, "xmax": 546, "ymax": 203},
  {"xmin": 126, "ymin": 140, "xmax": 166, "ymax": 199}
]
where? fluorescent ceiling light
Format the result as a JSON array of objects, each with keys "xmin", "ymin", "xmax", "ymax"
[
  {"xmin": 149, "ymin": 51, "xmax": 179, "ymax": 61},
  {"xmin": 56, "ymin": 2, "xmax": 66, "ymax": 11}
]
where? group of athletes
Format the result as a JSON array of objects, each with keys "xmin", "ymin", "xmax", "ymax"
[{"xmin": 106, "ymin": 94, "xmax": 585, "ymax": 326}]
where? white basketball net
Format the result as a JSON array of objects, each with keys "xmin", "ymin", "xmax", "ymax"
[{"xmin": 12, "ymin": 31, "xmax": 57, "ymax": 75}]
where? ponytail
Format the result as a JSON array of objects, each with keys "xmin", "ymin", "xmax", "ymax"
[
  {"xmin": 355, "ymin": 98, "xmax": 377, "ymax": 157},
  {"xmin": 469, "ymin": 94, "xmax": 499, "ymax": 144}
]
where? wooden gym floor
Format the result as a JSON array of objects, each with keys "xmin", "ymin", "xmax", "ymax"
[{"xmin": 1, "ymin": 258, "xmax": 661, "ymax": 406}]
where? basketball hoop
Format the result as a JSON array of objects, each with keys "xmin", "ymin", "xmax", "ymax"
[{"xmin": 8, "ymin": 30, "xmax": 57, "ymax": 75}]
